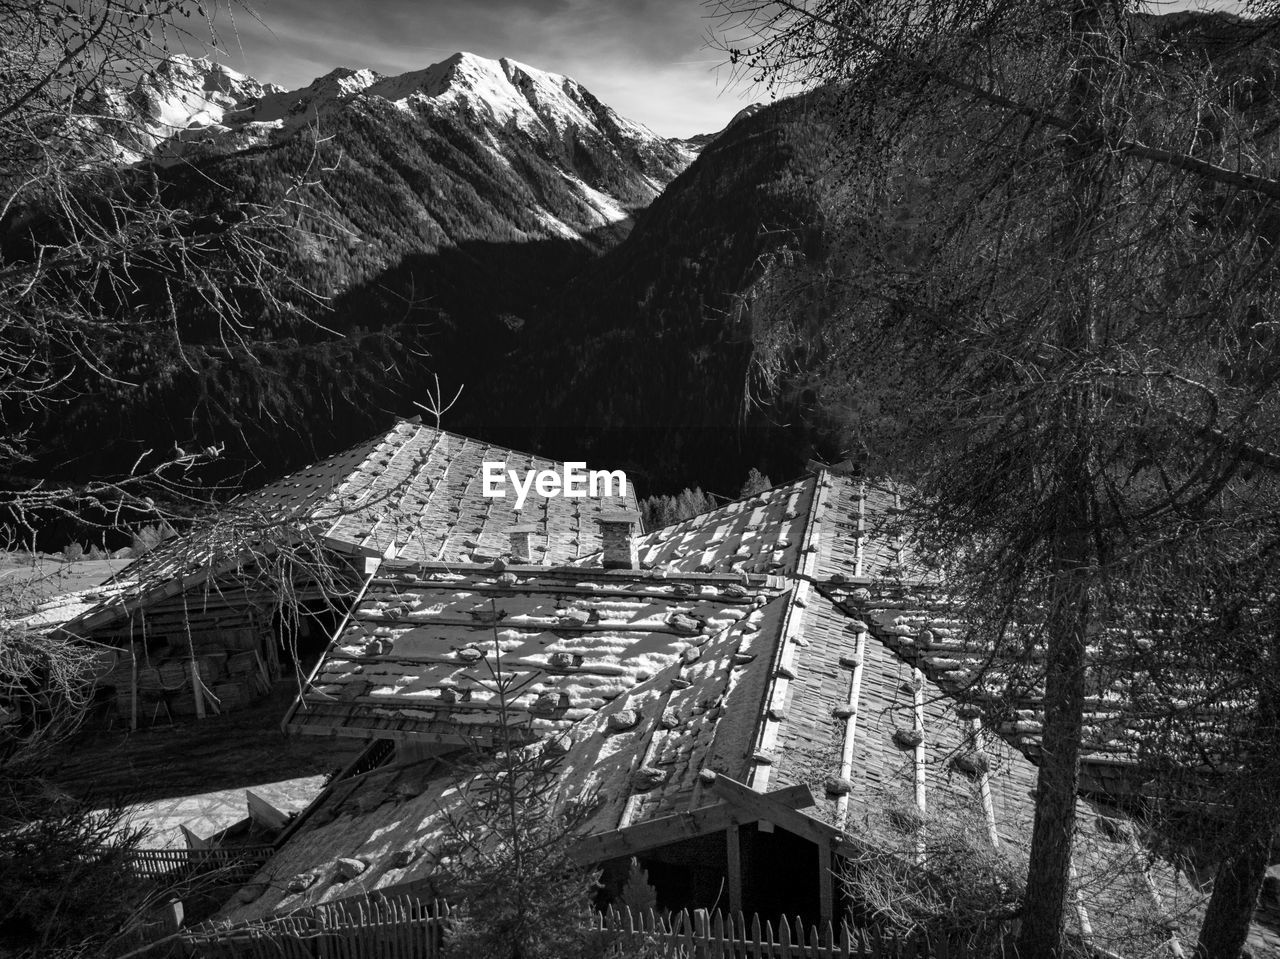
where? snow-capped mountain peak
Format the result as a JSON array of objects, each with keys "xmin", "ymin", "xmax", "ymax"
[
  {"xmin": 118, "ymin": 51, "xmax": 683, "ymax": 164},
  {"xmin": 428, "ymin": 52, "xmax": 601, "ymax": 134},
  {"xmin": 100, "ymin": 51, "xmax": 694, "ymax": 240}
]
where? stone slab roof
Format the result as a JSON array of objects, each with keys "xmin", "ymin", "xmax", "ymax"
[
  {"xmin": 219, "ymin": 594, "xmax": 789, "ymax": 921},
  {"xmin": 827, "ymin": 581, "xmax": 1184, "ymax": 791},
  {"xmin": 635, "ymin": 477, "xmax": 817, "ymax": 575},
  {"xmin": 61, "ymin": 421, "xmax": 636, "ymax": 637},
  {"xmin": 747, "ymin": 589, "xmax": 1200, "ymax": 954},
  {"xmin": 634, "ymin": 472, "xmax": 909, "ymax": 581},
  {"xmin": 230, "ymin": 589, "xmax": 1204, "ymax": 954},
  {"xmin": 286, "ymin": 561, "xmax": 785, "ymax": 742}
]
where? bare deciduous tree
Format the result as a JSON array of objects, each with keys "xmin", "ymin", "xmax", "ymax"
[
  {"xmin": 1, "ymin": 0, "xmax": 330, "ymax": 530},
  {"xmin": 0, "ymin": 5, "xmax": 365, "ymax": 953}
]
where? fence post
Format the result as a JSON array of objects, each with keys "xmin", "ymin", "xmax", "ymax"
[
  {"xmin": 678, "ymin": 910, "xmax": 695, "ymax": 958},
  {"xmin": 161, "ymin": 900, "xmax": 184, "ymax": 935},
  {"xmin": 779, "ymin": 915, "xmax": 794, "ymax": 959},
  {"xmin": 695, "ymin": 908, "xmax": 712, "ymax": 959}
]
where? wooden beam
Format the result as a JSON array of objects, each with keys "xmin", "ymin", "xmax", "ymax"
[
  {"xmin": 569, "ymin": 779, "xmax": 820, "ymax": 868},
  {"xmin": 855, "ymin": 479, "xmax": 865, "ymax": 576},
  {"xmin": 835, "ymin": 630, "xmax": 866, "ymax": 830},
  {"xmin": 1129, "ymin": 837, "xmax": 1187, "ymax": 958},
  {"xmin": 281, "ymin": 569, "xmax": 376, "ymax": 731},
  {"xmin": 366, "ymin": 577, "xmax": 762, "ymax": 604},
  {"xmin": 726, "ymin": 822, "xmax": 742, "ymax": 916},
  {"xmin": 971, "ymin": 718, "xmax": 1000, "ymax": 849},
  {"xmin": 161, "ymin": 900, "xmax": 184, "ymax": 935},
  {"xmin": 616, "ymin": 690, "xmax": 675, "ymax": 830},
  {"xmin": 818, "ymin": 839, "xmax": 834, "ymax": 927},
  {"xmin": 129, "ymin": 638, "xmax": 139, "ymax": 732},
  {"xmin": 286, "ymin": 713, "xmax": 515, "ymax": 747},
  {"xmin": 189, "ymin": 658, "xmax": 206, "ymax": 720},
  {"xmin": 1070, "ymin": 863, "xmax": 1095, "ymax": 949},
  {"xmin": 701, "ymin": 770, "xmax": 851, "ymax": 855},
  {"xmin": 180, "ymin": 824, "xmax": 208, "ymax": 850},
  {"xmin": 246, "ymin": 790, "xmax": 290, "ymax": 831},
  {"xmin": 573, "ymin": 804, "xmax": 741, "ymax": 864},
  {"xmin": 764, "ymin": 782, "xmax": 818, "ymax": 811},
  {"xmin": 912, "ymin": 666, "xmax": 926, "ymax": 863}
]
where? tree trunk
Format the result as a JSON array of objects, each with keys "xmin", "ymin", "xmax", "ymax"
[
  {"xmin": 1015, "ymin": 477, "xmax": 1094, "ymax": 958},
  {"xmin": 1012, "ymin": 1, "xmax": 1115, "ymax": 955},
  {"xmin": 1195, "ymin": 684, "xmax": 1280, "ymax": 958},
  {"xmin": 1194, "ymin": 829, "xmax": 1272, "ymax": 959}
]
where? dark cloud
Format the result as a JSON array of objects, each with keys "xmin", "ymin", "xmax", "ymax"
[{"xmin": 209, "ymin": 0, "xmax": 755, "ymax": 136}]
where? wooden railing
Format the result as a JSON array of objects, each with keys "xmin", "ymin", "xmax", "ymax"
[
  {"xmin": 346, "ymin": 737, "xmax": 395, "ymax": 777},
  {"xmin": 183, "ymin": 897, "xmax": 973, "ymax": 959},
  {"xmin": 118, "ymin": 845, "xmax": 274, "ymax": 883}
]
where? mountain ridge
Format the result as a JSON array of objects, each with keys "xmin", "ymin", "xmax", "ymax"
[
  {"xmin": 26, "ymin": 49, "xmax": 715, "ymax": 494},
  {"xmin": 96, "ymin": 51, "xmax": 694, "ymax": 242}
]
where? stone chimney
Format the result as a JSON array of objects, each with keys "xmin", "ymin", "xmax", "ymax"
[
  {"xmin": 508, "ymin": 523, "xmax": 537, "ymax": 563},
  {"xmin": 598, "ymin": 510, "xmax": 641, "ymax": 569}
]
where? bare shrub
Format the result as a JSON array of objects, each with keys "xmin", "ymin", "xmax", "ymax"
[{"xmin": 841, "ymin": 786, "xmax": 1025, "ymax": 954}]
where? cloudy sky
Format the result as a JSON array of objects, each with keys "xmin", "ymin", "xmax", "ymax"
[{"xmin": 206, "ymin": 0, "xmax": 761, "ymax": 138}]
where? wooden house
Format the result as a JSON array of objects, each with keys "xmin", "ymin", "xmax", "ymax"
[
  {"xmin": 209, "ymin": 470, "xmax": 1209, "ymax": 956},
  {"xmin": 56, "ymin": 419, "xmax": 637, "ymax": 728}
]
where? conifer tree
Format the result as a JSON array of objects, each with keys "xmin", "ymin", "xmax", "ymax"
[
  {"xmin": 433, "ymin": 608, "xmax": 606, "ymax": 959},
  {"xmin": 710, "ymin": 2, "xmax": 1280, "ymax": 955},
  {"xmin": 739, "ymin": 468, "xmax": 773, "ymax": 497}
]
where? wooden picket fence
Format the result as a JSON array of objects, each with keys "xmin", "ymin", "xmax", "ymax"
[
  {"xmin": 593, "ymin": 905, "xmax": 949, "ymax": 959},
  {"xmin": 182, "ymin": 896, "xmax": 965, "ymax": 959},
  {"xmin": 185, "ymin": 897, "xmax": 448, "ymax": 958},
  {"xmin": 118, "ymin": 845, "xmax": 275, "ymax": 883}
]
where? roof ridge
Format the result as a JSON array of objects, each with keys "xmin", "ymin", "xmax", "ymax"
[{"xmin": 403, "ymin": 418, "xmax": 612, "ymax": 473}]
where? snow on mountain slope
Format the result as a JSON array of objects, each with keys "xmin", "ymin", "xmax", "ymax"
[{"xmin": 111, "ymin": 52, "xmax": 693, "ymax": 237}]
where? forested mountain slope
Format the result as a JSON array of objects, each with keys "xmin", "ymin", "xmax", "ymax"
[
  {"xmin": 454, "ymin": 11, "xmax": 1280, "ymax": 495},
  {"xmin": 452, "ymin": 93, "xmax": 846, "ymax": 494},
  {"xmin": 25, "ymin": 11, "xmax": 1277, "ymax": 511},
  {"xmin": 18, "ymin": 53, "xmax": 694, "ymax": 491}
]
